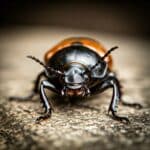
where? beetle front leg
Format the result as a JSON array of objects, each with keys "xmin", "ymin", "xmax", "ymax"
[
  {"xmin": 37, "ymin": 80, "xmax": 59, "ymax": 121},
  {"xmin": 108, "ymin": 77, "xmax": 129, "ymax": 123},
  {"xmin": 91, "ymin": 76, "xmax": 129, "ymax": 123},
  {"xmin": 9, "ymin": 71, "xmax": 45, "ymax": 101}
]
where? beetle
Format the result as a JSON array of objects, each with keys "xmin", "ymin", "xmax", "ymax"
[{"xmin": 9, "ymin": 37, "xmax": 142, "ymax": 122}]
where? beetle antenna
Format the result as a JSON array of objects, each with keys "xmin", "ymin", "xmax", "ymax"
[
  {"xmin": 27, "ymin": 55, "xmax": 47, "ymax": 68},
  {"xmin": 27, "ymin": 55, "xmax": 64, "ymax": 75},
  {"xmin": 102, "ymin": 46, "xmax": 118, "ymax": 60}
]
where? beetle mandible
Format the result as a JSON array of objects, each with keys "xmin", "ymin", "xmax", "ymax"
[{"xmin": 10, "ymin": 37, "xmax": 142, "ymax": 122}]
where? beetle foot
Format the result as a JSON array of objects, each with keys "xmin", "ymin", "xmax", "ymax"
[
  {"xmin": 36, "ymin": 109, "xmax": 52, "ymax": 122},
  {"xmin": 121, "ymin": 101, "xmax": 143, "ymax": 109},
  {"xmin": 110, "ymin": 111, "xmax": 130, "ymax": 124}
]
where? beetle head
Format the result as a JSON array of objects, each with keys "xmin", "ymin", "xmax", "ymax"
[
  {"xmin": 64, "ymin": 63, "xmax": 89, "ymax": 89},
  {"xmin": 62, "ymin": 63, "xmax": 89, "ymax": 96}
]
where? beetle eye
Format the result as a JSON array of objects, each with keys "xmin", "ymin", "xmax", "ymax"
[{"xmin": 91, "ymin": 62, "xmax": 107, "ymax": 78}]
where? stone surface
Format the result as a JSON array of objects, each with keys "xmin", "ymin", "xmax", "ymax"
[{"xmin": 0, "ymin": 27, "xmax": 150, "ymax": 150}]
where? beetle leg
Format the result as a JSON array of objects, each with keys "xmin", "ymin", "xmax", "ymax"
[
  {"xmin": 83, "ymin": 85, "xmax": 90, "ymax": 97},
  {"xmin": 121, "ymin": 101, "xmax": 143, "ymax": 109},
  {"xmin": 36, "ymin": 80, "xmax": 59, "ymax": 121},
  {"xmin": 111, "ymin": 75, "xmax": 143, "ymax": 109},
  {"xmin": 90, "ymin": 76, "xmax": 129, "ymax": 123},
  {"xmin": 107, "ymin": 77, "xmax": 129, "ymax": 123},
  {"xmin": 61, "ymin": 86, "xmax": 67, "ymax": 96},
  {"xmin": 9, "ymin": 71, "xmax": 46, "ymax": 101}
]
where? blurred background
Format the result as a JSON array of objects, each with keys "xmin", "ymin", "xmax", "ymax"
[
  {"xmin": 0, "ymin": 1, "xmax": 150, "ymax": 150},
  {"xmin": 0, "ymin": 0, "xmax": 150, "ymax": 37},
  {"xmin": 0, "ymin": 0, "xmax": 150, "ymax": 99}
]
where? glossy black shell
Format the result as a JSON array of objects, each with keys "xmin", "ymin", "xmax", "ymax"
[
  {"xmin": 46, "ymin": 45, "xmax": 106, "ymax": 89},
  {"xmin": 47, "ymin": 45, "xmax": 102, "ymax": 68}
]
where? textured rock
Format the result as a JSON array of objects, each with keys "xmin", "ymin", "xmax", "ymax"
[{"xmin": 0, "ymin": 27, "xmax": 150, "ymax": 150}]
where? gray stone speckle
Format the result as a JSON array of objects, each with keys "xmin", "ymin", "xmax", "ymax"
[{"xmin": 0, "ymin": 27, "xmax": 150, "ymax": 150}]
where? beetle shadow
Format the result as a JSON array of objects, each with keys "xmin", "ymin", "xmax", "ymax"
[
  {"xmin": 8, "ymin": 92, "xmax": 106, "ymax": 113},
  {"xmin": 50, "ymin": 93, "xmax": 101, "ymax": 112}
]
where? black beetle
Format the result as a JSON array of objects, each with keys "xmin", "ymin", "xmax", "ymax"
[{"xmin": 10, "ymin": 37, "xmax": 142, "ymax": 122}]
